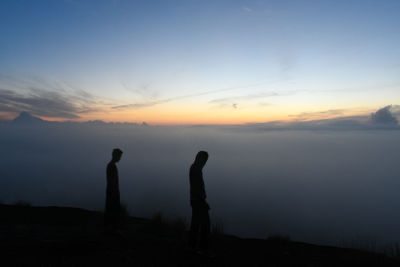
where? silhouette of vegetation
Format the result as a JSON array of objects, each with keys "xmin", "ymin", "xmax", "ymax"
[
  {"xmin": 169, "ymin": 217, "xmax": 187, "ymax": 236},
  {"xmin": 266, "ymin": 234, "xmax": 291, "ymax": 242},
  {"xmin": 145, "ymin": 211, "xmax": 187, "ymax": 237},
  {"xmin": 382, "ymin": 243, "xmax": 400, "ymax": 259},
  {"xmin": 14, "ymin": 200, "xmax": 31, "ymax": 207},
  {"xmin": 211, "ymin": 220, "xmax": 225, "ymax": 235},
  {"xmin": 343, "ymin": 238, "xmax": 400, "ymax": 259},
  {"xmin": 119, "ymin": 202, "xmax": 130, "ymax": 227},
  {"xmin": 343, "ymin": 237, "xmax": 379, "ymax": 255}
]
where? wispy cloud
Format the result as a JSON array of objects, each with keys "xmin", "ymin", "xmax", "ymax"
[
  {"xmin": 112, "ymin": 101, "xmax": 161, "ymax": 110},
  {"xmin": 0, "ymin": 75, "xmax": 103, "ymax": 119},
  {"xmin": 288, "ymin": 107, "xmax": 382, "ymax": 123},
  {"xmin": 246, "ymin": 106, "xmax": 399, "ymax": 130},
  {"xmin": 289, "ymin": 109, "xmax": 346, "ymax": 121},
  {"xmin": 112, "ymin": 81, "xmax": 275, "ymax": 110},
  {"xmin": 209, "ymin": 90, "xmax": 299, "ymax": 109},
  {"xmin": 210, "ymin": 91, "xmax": 280, "ymax": 104},
  {"xmin": 120, "ymin": 81, "xmax": 159, "ymax": 100}
]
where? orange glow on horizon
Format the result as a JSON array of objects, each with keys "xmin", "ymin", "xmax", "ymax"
[
  {"xmin": 7, "ymin": 101, "xmax": 377, "ymax": 125},
  {"xmin": 35, "ymin": 105, "xmax": 375, "ymax": 125}
]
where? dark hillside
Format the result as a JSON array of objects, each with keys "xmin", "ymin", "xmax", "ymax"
[{"xmin": 0, "ymin": 204, "xmax": 398, "ymax": 266}]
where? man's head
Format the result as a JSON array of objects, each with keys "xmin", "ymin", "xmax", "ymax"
[
  {"xmin": 112, "ymin": 148, "xmax": 123, "ymax": 162},
  {"xmin": 194, "ymin": 151, "xmax": 208, "ymax": 167}
]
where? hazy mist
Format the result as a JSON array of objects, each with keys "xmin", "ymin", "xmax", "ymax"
[{"xmin": 1, "ymin": 118, "xmax": 400, "ymax": 247}]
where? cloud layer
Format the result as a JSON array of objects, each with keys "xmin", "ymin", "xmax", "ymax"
[{"xmin": 1, "ymin": 121, "xmax": 400, "ymax": 247}]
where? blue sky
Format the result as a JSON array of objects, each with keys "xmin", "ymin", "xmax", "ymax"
[{"xmin": 1, "ymin": 0, "xmax": 400, "ymax": 123}]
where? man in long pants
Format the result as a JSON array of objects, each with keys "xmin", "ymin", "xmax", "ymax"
[
  {"xmin": 189, "ymin": 151, "xmax": 211, "ymax": 254},
  {"xmin": 105, "ymin": 148, "xmax": 123, "ymax": 234}
]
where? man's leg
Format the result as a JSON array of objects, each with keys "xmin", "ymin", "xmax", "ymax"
[
  {"xmin": 111, "ymin": 196, "xmax": 121, "ymax": 230},
  {"xmin": 189, "ymin": 206, "xmax": 200, "ymax": 249},
  {"xmin": 105, "ymin": 194, "xmax": 120, "ymax": 232},
  {"xmin": 114, "ymin": 195, "xmax": 121, "ymax": 230},
  {"xmin": 199, "ymin": 208, "xmax": 210, "ymax": 251},
  {"xmin": 104, "ymin": 195, "xmax": 112, "ymax": 230}
]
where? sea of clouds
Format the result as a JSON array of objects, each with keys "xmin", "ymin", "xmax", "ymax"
[{"xmin": 1, "ymin": 106, "xmax": 400, "ymax": 247}]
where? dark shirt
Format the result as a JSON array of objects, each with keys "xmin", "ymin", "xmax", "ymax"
[
  {"xmin": 106, "ymin": 162, "xmax": 119, "ymax": 196},
  {"xmin": 189, "ymin": 163, "xmax": 206, "ymax": 201}
]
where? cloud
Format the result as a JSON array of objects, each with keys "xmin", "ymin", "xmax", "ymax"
[
  {"xmin": 245, "ymin": 116, "xmax": 369, "ymax": 131},
  {"xmin": 249, "ymin": 106, "xmax": 400, "ymax": 131},
  {"xmin": 0, "ymin": 76, "xmax": 102, "ymax": 119},
  {"xmin": 259, "ymin": 102, "xmax": 271, "ymax": 107},
  {"xmin": 370, "ymin": 105, "xmax": 398, "ymax": 125},
  {"xmin": 112, "ymin": 101, "xmax": 160, "ymax": 109},
  {"xmin": 112, "ymin": 99, "xmax": 166, "ymax": 110},
  {"xmin": 120, "ymin": 81, "xmax": 159, "ymax": 100},
  {"xmin": 209, "ymin": 90, "xmax": 299, "ymax": 109},
  {"xmin": 243, "ymin": 7, "xmax": 252, "ymax": 12},
  {"xmin": 113, "ymin": 81, "xmax": 275, "ymax": 110},
  {"xmin": 2, "ymin": 118, "xmax": 400, "ymax": 246},
  {"xmin": 289, "ymin": 109, "xmax": 346, "ymax": 121},
  {"xmin": 210, "ymin": 91, "xmax": 281, "ymax": 103},
  {"xmin": 390, "ymin": 105, "xmax": 400, "ymax": 116},
  {"xmin": 0, "ymin": 89, "xmax": 90, "ymax": 119}
]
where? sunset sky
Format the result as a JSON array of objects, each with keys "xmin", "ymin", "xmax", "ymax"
[{"xmin": 1, "ymin": 0, "xmax": 399, "ymax": 124}]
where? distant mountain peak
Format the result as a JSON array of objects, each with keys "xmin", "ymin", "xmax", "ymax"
[{"xmin": 13, "ymin": 111, "xmax": 44, "ymax": 123}]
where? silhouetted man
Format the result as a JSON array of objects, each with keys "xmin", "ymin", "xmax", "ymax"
[
  {"xmin": 105, "ymin": 148, "xmax": 123, "ymax": 234},
  {"xmin": 189, "ymin": 151, "xmax": 211, "ymax": 254}
]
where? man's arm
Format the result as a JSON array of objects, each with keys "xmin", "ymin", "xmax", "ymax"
[{"xmin": 190, "ymin": 167, "xmax": 206, "ymax": 200}]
